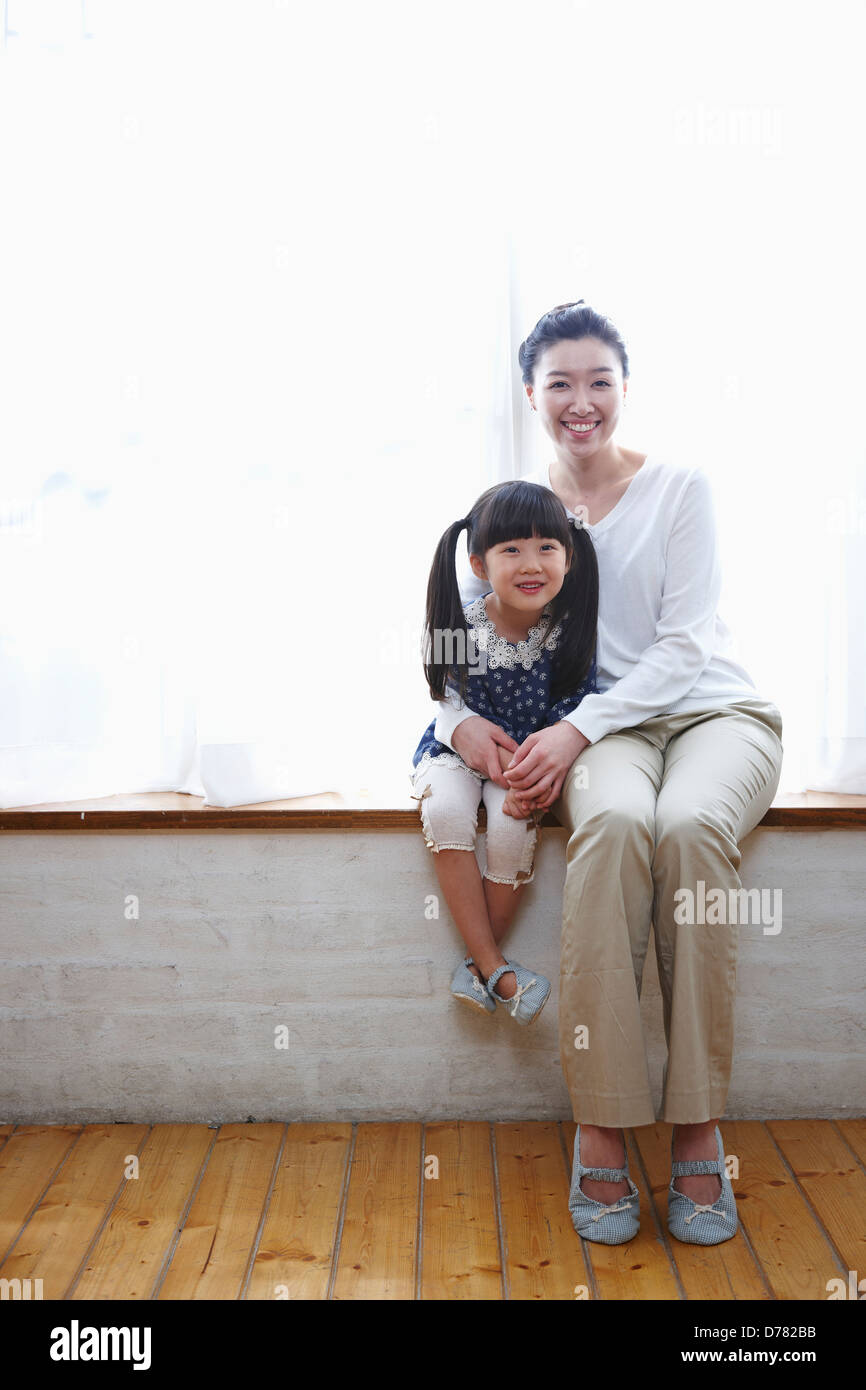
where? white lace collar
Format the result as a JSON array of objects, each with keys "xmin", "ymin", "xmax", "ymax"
[{"xmin": 465, "ymin": 594, "xmax": 562, "ymax": 671}]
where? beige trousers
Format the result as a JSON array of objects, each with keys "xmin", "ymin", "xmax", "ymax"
[{"xmin": 550, "ymin": 698, "xmax": 784, "ymax": 1127}]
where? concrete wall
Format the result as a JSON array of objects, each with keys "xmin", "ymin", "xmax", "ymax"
[{"xmin": 1, "ymin": 827, "xmax": 864, "ymax": 1122}]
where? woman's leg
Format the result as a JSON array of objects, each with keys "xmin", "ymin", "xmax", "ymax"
[
  {"xmin": 551, "ymin": 730, "xmax": 665, "ymax": 1201},
  {"xmin": 411, "ymin": 763, "xmax": 518, "ymax": 996},
  {"xmin": 651, "ymin": 701, "xmax": 784, "ymax": 1202},
  {"xmin": 651, "ymin": 701, "xmax": 784, "ymax": 1120},
  {"xmin": 552, "ymin": 729, "xmax": 665, "ymax": 1126}
]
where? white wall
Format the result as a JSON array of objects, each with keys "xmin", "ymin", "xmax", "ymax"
[{"xmin": 1, "ymin": 827, "xmax": 864, "ymax": 1122}]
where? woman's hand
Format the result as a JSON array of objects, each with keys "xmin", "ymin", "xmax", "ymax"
[
  {"xmin": 502, "ymin": 723, "xmax": 590, "ymax": 809},
  {"xmin": 451, "ymin": 716, "xmax": 519, "ymax": 788}
]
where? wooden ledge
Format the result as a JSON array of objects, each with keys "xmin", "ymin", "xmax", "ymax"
[{"xmin": 1, "ymin": 790, "xmax": 865, "ymax": 830}]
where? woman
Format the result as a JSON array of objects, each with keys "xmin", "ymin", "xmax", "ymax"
[{"xmin": 433, "ymin": 300, "xmax": 784, "ymax": 1246}]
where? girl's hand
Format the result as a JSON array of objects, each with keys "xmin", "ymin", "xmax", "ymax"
[
  {"xmin": 503, "ymin": 723, "xmax": 590, "ymax": 807},
  {"xmin": 502, "ymin": 788, "xmax": 533, "ymax": 819},
  {"xmin": 452, "ymin": 716, "xmax": 519, "ymax": 788}
]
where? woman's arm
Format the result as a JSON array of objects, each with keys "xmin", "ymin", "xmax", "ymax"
[
  {"xmin": 506, "ymin": 469, "xmax": 722, "ymax": 799},
  {"xmin": 502, "ymin": 721, "xmax": 589, "ymax": 809},
  {"xmin": 561, "ymin": 470, "xmax": 722, "ymax": 743}
]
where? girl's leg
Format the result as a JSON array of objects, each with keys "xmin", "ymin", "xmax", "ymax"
[
  {"xmin": 411, "ymin": 764, "xmax": 516, "ymax": 996},
  {"xmin": 474, "ymin": 778, "xmax": 541, "ymax": 998},
  {"xmin": 461, "ymin": 881, "xmax": 525, "ymax": 996},
  {"xmin": 427, "ymin": 851, "xmax": 518, "ymax": 997},
  {"xmin": 482, "ymin": 878, "xmax": 524, "ymax": 949}
]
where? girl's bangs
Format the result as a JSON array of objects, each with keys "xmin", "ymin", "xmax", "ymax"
[{"xmin": 477, "ymin": 483, "xmax": 571, "ymax": 552}]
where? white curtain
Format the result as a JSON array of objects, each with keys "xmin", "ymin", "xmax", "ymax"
[{"xmin": 1, "ymin": 0, "xmax": 864, "ymax": 808}]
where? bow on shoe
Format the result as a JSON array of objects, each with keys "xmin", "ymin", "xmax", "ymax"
[
  {"xmin": 683, "ymin": 1202, "xmax": 731, "ymax": 1225},
  {"xmin": 506, "ymin": 977, "xmax": 537, "ymax": 1016},
  {"xmin": 591, "ymin": 1197, "xmax": 634, "ymax": 1222}
]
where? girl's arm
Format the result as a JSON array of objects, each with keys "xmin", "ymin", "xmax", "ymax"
[
  {"xmin": 433, "ymin": 692, "xmax": 479, "ymax": 750},
  {"xmin": 432, "ymin": 539, "xmax": 520, "ymax": 783},
  {"xmin": 432, "ymin": 539, "xmax": 492, "ymax": 749},
  {"xmin": 434, "ymin": 686, "xmax": 518, "ymax": 787}
]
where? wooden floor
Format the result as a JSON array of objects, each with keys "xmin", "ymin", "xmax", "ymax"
[{"xmin": 1, "ymin": 1119, "xmax": 864, "ymax": 1300}]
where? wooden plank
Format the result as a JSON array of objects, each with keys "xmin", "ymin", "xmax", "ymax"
[
  {"xmin": 9, "ymin": 790, "xmax": 866, "ymax": 815},
  {"xmin": 494, "ymin": 1122, "xmax": 592, "ymax": 1300},
  {"xmin": 767, "ymin": 1120, "xmax": 866, "ymax": 1276},
  {"xmin": 631, "ymin": 1123, "xmax": 770, "ymax": 1300},
  {"xmin": 420, "ymin": 1122, "xmax": 502, "ymax": 1300},
  {"xmin": 0, "ymin": 1124, "xmax": 150, "ymax": 1299},
  {"xmin": 245, "ymin": 1123, "xmax": 352, "ymax": 1301},
  {"xmin": 835, "ymin": 1118, "xmax": 866, "ymax": 1170},
  {"xmin": 70, "ymin": 1124, "xmax": 213, "ymax": 1300},
  {"xmin": 723, "ymin": 1121, "xmax": 847, "ymax": 1299},
  {"xmin": 2, "ymin": 790, "xmax": 862, "ymax": 829},
  {"xmin": 157, "ymin": 1123, "xmax": 284, "ymax": 1301},
  {"xmin": 0, "ymin": 1125, "xmax": 83, "ymax": 1266},
  {"xmin": 331, "ymin": 1123, "xmax": 422, "ymax": 1300},
  {"xmin": 561, "ymin": 1122, "xmax": 680, "ymax": 1300}
]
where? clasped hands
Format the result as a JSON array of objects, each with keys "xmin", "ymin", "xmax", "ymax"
[{"xmin": 451, "ymin": 716, "xmax": 590, "ymax": 820}]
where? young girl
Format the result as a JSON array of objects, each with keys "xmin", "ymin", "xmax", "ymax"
[{"xmin": 409, "ymin": 480, "xmax": 599, "ymax": 1024}]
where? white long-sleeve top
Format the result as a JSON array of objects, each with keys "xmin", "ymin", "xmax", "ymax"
[{"xmin": 433, "ymin": 455, "xmax": 761, "ymax": 749}]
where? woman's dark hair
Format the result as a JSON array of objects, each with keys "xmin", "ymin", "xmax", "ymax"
[
  {"xmin": 422, "ymin": 480, "xmax": 599, "ymax": 707},
  {"xmin": 518, "ymin": 299, "xmax": 629, "ymax": 387}
]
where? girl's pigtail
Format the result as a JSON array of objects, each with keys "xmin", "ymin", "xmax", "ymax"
[
  {"xmin": 548, "ymin": 526, "xmax": 599, "ymax": 703},
  {"xmin": 422, "ymin": 516, "xmax": 474, "ymax": 702}
]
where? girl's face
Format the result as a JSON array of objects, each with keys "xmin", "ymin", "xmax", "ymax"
[
  {"xmin": 526, "ymin": 335, "xmax": 627, "ymax": 461},
  {"xmin": 469, "ymin": 533, "xmax": 570, "ymax": 615}
]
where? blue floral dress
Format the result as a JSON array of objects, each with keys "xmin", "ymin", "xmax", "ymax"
[{"xmin": 410, "ymin": 593, "xmax": 598, "ymax": 785}]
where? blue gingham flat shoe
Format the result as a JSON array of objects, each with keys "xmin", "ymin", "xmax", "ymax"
[
  {"xmin": 667, "ymin": 1125, "xmax": 738, "ymax": 1245},
  {"xmin": 485, "ymin": 959, "xmax": 551, "ymax": 1026},
  {"xmin": 450, "ymin": 957, "xmax": 496, "ymax": 1015},
  {"xmin": 568, "ymin": 1125, "xmax": 640, "ymax": 1244}
]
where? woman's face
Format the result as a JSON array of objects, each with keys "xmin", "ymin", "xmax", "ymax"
[{"xmin": 526, "ymin": 336, "xmax": 627, "ymax": 461}]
